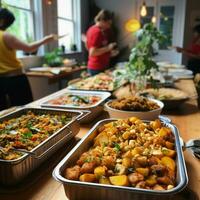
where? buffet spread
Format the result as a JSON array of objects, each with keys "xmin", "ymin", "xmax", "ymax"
[{"xmin": 0, "ymin": 63, "xmax": 199, "ymax": 200}]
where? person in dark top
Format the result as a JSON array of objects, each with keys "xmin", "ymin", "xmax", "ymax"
[
  {"xmin": 175, "ymin": 24, "xmax": 200, "ymax": 75},
  {"xmin": 0, "ymin": 8, "xmax": 55, "ymax": 111}
]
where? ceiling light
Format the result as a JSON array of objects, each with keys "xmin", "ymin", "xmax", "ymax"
[
  {"xmin": 151, "ymin": 16, "xmax": 156, "ymax": 23},
  {"xmin": 140, "ymin": 2, "xmax": 147, "ymax": 17},
  {"xmin": 46, "ymin": 0, "xmax": 53, "ymax": 5}
]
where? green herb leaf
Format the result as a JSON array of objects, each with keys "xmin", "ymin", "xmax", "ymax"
[
  {"xmin": 114, "ymin": 142, "xmax": 121, "ymax": 152},
  {"xmin": 22, "ymin": 132, "xmax": 33, "ymax": 139},
  {"xmin": 84, "ymin": 157, "xmax": 93, "ymax": 163}
]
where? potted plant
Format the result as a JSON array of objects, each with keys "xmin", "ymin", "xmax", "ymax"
[
  {"xmin": 44, "ymin": 48, "xmax": 63, "ymax": 67},
  {"xmin": 114, "ymin": 23, "xmax": 166, "ymax": 93}
]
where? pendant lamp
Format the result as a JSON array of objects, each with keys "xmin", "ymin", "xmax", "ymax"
[
  {"xmin": 125, "ymin": 19, "xmax": 141, "ymax": 33},
  {"xmin": 140, "ymin": 2, "xmax": 147, "ymax": 17}
]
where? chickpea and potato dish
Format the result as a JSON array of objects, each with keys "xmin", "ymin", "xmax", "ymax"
[
  {"xmin": 65, "ymin": 117, "xmax": 176, "ymax": 191},
  {"xmin": 108, "ymin": 96, "xmax": 160, "ymax": 112}
]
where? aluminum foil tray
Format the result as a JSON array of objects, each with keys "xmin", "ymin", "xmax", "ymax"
[{"xmin": 53, "ymin": 119, "xmax": 188, "ymax": 200}]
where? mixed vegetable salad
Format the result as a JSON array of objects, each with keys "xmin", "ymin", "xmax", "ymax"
[{"xmin": 0, "ymin": 111, "xmax": 71, "ymax": 160}]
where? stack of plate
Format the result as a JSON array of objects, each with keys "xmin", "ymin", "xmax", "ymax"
[{"xmin": 157, "ymin": 62, "xmax": 193, "ymax": 79}]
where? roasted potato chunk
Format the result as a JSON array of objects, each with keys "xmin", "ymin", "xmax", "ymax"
[
  {"xmin": 64, "ymin": 165, "xmax": 80, "ymax": 180},
  {"xmin": 99, "ymin": 177, "xmax": 110, "ymax": 185},
  {"xmin": 81, "ymin": 162, "xmax": 96, "ymax": 174},
  {"xmin": 128, "ymin": 172, "xmax": 144, "ymax": 184},
  {"xmin": 94, "ymin": 166, "xmax": 107, "ymax": 179},
  {"xmin": 157, "ymin": 176, "xmax": 173, "ymax": 185},
  {"xmin": 161, "ymin": 156, "xmax": 176, "ymax": 171},
  {"xmin": 109, "ymin": 175, "xmax": 129, "ymax": 186},
  {"xmin": 136, "ymin": 168, "xmax": 149, "ymax": 177},
  {"xmin": 79, "ymin": 174, "xmax": 96, "ymax": 182},
  {"xmin": 153, "ymin": 184, "xmax": 165, "ymax": 191},
  {"xmin": 145, "ymin": 175, "xmax": 157, "ymax": 186}
]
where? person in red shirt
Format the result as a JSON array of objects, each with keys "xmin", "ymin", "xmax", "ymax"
[
  {"xmin": 175, "ymin": 24, "xmax": 200, "ymax": 75},
  {"xmin": 86, "ymin": 10, "xmax": 118, "ymax": 76}
]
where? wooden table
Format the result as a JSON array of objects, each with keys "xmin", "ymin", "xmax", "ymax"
[
  {"xmin": 0, "ymin": 79, "xmax": 200, "ymax": 200},
  {"xmin": 26, "ymin": 66, "xmax": 86, "ymax": 89}
]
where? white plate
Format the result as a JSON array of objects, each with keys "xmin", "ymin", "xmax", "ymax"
[
  {"xmin": 173, "ymin": 74, "xmax": 194, "ymax": 79},
  {"xmin": 157, "ymin": 61, "xmax": 171, "ymax": 66},
  {"xmin": 29, "ymin": 66, "xmax": 72, "ymax": 74},
  {"xmin": 168, "ymin": 69, "xmax": 192, "ymax": 74},
  {"xmin": 167, "ymin": 69, "xmax": 193, "ymax": 77},
  {"xmin": 63, "ymin": 59, "xmax": 77, "ymax": 67},
  {"xmin": 168, "ymin": 64, "xmax": 186, "ymax": 69},
  {"xmin": 158, "ymin": 62, "xmax": 186, "ymax": 69},
  {"xmin": 29, "ymin": 67, "xmax": 51, "ymax": 72}
]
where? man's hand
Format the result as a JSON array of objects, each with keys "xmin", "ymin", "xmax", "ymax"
[
  {"xmin": 111, "ymin": 49, "xmax": 119, "ymax": 57},
  {"xmin": 175, "ymin": 46, "xmax": 184, "ymax": 53},
  {"xmin": 108, "ymin": 42, "xmax": 117, "ymax": 51}
]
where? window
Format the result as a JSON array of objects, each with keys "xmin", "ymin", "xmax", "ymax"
[
  {"xmin": 57, "ymin": 0, "xmax": 81, "ymax": 52},
  {"xmin": 139, "ymin": 4, "xmax": 175, "ymax": 50},
  {"xmin": 2, "ymin": 0, "xmax": 35, "ymax": 43},
  {"xmin": 140, "ymin": 7, "xmax": 154, "ymax": 27},
  {"xmin": 137, "ymin": 0, "xmax": 186, "ymax": 64},
  {"xmin": 159, "ymin": 6, "xmax": 175, "ymax": 49}
]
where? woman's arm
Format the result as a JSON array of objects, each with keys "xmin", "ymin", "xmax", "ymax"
[
  {"xmin": 3, "ymin": 33, "xmax": 55, "ymax": 52},
  {"xmin": 183, "ymin": 51, "xmax": 200, "ymax": 59},
  {"xmin": 175, "ymin": 46, "xmax": 200, "ymax": 59},
  {"xmin": 89, "ymin": 42, "xmax": 116, "ymax": 57}
]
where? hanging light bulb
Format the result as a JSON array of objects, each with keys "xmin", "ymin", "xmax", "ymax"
[
  {"xmin": 46, "ymin": 0, "xmax": 53, "ymax": 5},
  {"xmin": 151, "ymin": 16, "xmax": 156, "ymax": 23},
  {"xmin": 140, "ymin": 2, "xmax": 147, "ymax": 17}
]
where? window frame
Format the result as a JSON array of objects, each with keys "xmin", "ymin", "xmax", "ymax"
[
  {"xmin": 136, "ymin": 0, "xmax": 186, "ymax": 64},
  {"xmin": 1, "ymin": 0, "xmax": 44, "ymax": 56},
  {"xmin": 56, "ymin": 0, "xmax": 81, "ymax": 52},
  {"xmin": 3, "ymin": 0, "xmax": 36, "ymax": 41},
  {"xmin": 1, "ymin": 0, "xmax": 82, "ymax": 56}
]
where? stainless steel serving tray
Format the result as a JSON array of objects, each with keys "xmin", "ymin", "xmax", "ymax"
[
  {"xmin": 0, "ymin": 107, "xmax": 83, "ymax": 186},
  {"xmin": 40, "ymin": 89, "xmax": 111, "ymax": 123},
  {"xmin": 67, "ymin": 76, "xmax": 125, "ymax": 93},
  {"xmin": 67, "ymin": 85, "xmax": 116, "ymax": 92},
  {"xmin": 53, "ymin": 119, "xmax": 188, "ymax": 200}
]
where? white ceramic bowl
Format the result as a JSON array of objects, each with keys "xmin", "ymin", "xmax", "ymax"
[{"xmin": 104, "ymin": 99, "xmax": 164, "ymax": 120}]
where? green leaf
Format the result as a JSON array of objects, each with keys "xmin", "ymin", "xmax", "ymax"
[
  {"xmin": 22, "ymin": 132, "xmax": 33, "ymax": 139},
  {"xmin": 114, "ymin": 142, "xmax": 121, "ymax": 152},
  {"xmin": 44, "ymin": 48, "xmax": 63, "ymax": 67}
]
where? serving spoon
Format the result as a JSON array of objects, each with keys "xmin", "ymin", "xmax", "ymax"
[
  {"xmin": 181, "ymin": 139, "xmax": 200, "ymax": 160},
  {"xmin": 0, "ymin": 146, "xmax": 36, "ymax": 157},
  {"xmin": 187, "ymin": 140, "xmax": 200, "ymax": 160}
]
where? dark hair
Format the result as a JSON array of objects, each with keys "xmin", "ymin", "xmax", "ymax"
[
  {"xmin": 94, "ymin": 10, "xmax": 113, "ymax": 23},
  {"xmin": 0, "ymin": 8, "xmax": 15, "ymax": 30},
  {"xmin": 193, "ymin": 24, "xmax": 200, "ymax": 34}
]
